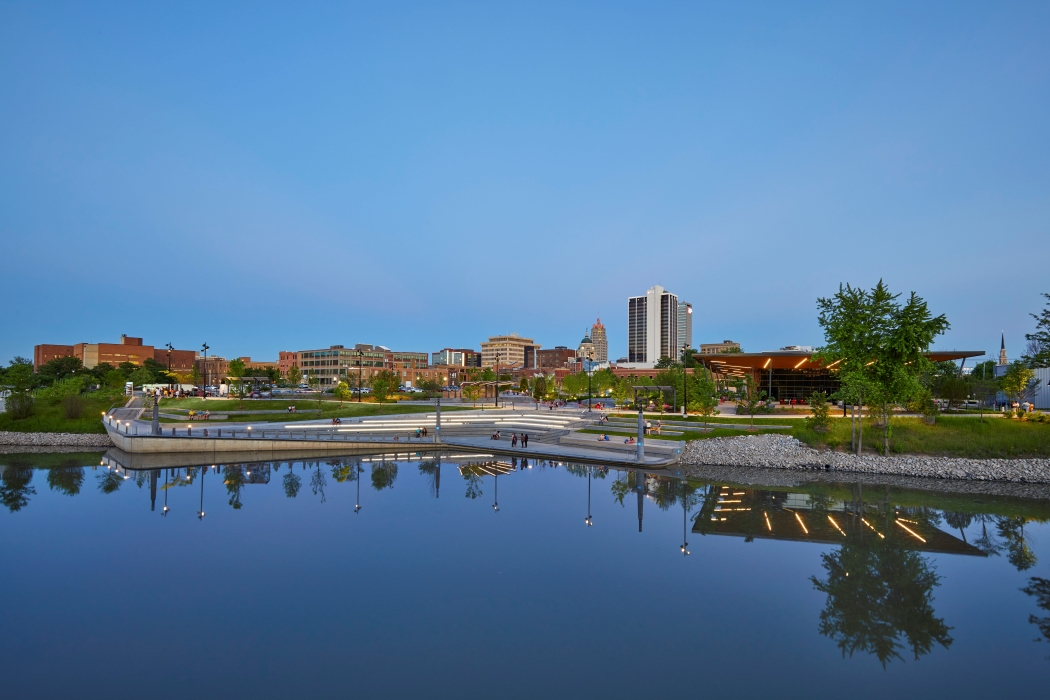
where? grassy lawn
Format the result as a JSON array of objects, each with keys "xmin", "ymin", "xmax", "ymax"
[
  {"xmin": 159, "ymin": 402, "xmax": 468, "ymax": 424},
  {"xmin": 579, "ymin": 427, "xmax": 787, "ymax": 442},
  {"xmin": 0, "ymin": 395, "xmax": 120, "ymax": 434},
  {"xmin": 792, "ymin": 415, "xmax": 1050, "ymax": 458},
  {"xmin": 611, "ymin": 413, "xmax": 797, "ymax": 426}
]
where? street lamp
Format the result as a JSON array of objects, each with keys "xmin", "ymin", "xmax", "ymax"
[
  {"xmin": 201, "ymin": 342, "xmax": 209, "ymax": 398},
  {"xmin": 585, "ymin": 468, "xmax": 593, "ymax": 526},
  {"xmin": 681, "ymin": 344, "xmax": 690, "ymax": 418},
  {"xmin": 165, "ymin": 343, "xmax": 174, "ymax": 395}
]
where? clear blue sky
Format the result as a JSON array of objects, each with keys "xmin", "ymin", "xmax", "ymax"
[{"xmin": 2, "ymin": 1, "xmax": 1048, "ymax": 365}]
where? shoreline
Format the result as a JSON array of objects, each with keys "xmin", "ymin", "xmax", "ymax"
[
  {"xmin": 682, "ymin": 434, "xmax": 1050, "ymax": 484},
  {"xmin": 0, "ymin": 431, "xmax": 114, "ymax": 449}
]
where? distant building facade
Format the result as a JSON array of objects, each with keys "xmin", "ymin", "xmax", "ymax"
[
  {"xmin": 480, "ymin": 334, "xmax": 540, "ymax": 369},
  {"xmin": 432, "ymin": 348, "xmax": 482, "ymax": 367},
  {"xmin": 677, "ymin": 302, "xmax": 693, "ymax": 352},
  {"xmin": 34, "ymin": 334, "xmax": 194, "ymax": 371},
  {"xmin": 699, "ymin": 340, "xmax": 741, "ymax": 355},
  {"xmin": 626, "ymin": 285, "xmax": 679, "ymax": 368},
  {"xmin": 590, "ymin": 318, "xmax": 608, "ymax": 363},
  {"xmin": 536, "ymin": 347, "xmax": 577, "ymax": 370},
  {"xmin": 295, "ymin": 343, "xmax": 440, "ymax": 387}
]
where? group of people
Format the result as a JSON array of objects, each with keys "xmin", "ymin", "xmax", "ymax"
[
  {"xmin": 287, "ymin": 405, "xmax": 298, "ymax": 413},
  {"xmin": 415, "ymin": 427, "xmax": 430, "ymax": 438},
  {"xmin": 330, "ymin": 417, "xmax": 343, "ymax": 425},
  {"xmin": 490, "ymin": 431, "xmax": 529, "ymax": 448},
  {"xmin": 187, "ymin": 409, "xmax": 211, "ymax": 420}
]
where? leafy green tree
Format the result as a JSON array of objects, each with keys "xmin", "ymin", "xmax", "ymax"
[
  {"xmin": 736, "ymin": 375, "xmax": 767, "ymax": 429},
  {"xmin": 654, "ymin": 356, "xmax": 678, "ymax": 369},
  {"xmin": 287, "ymin": 365, "xmax": 302, "ymax": 386},
  {"xmin": 0, "ymin": 464, "xmax": 36, "ymax": 511},
  {"xmin": 970, "ymin": 360, "xmax": 997, "ymax": 380},
  {"xmin": 1000, "ymin": 361, "xmax": 1036, "ymax": 409},
  {"xmin": 531, "ymin": 376, "xmax": 547, "ymax": 403},
  {"xmin": 561, "ymin": 372, "xmax": 588, "ymax": 399},
  {"xmin": 37, "ymin": 356, "xmax": 84, "ymax": 383},
  {"xmin": 117, "ymin": 361, "xmax": 138, "ymax": 378},
  {"xmin": 807, "ymin": 391, "xmax": 832, "ymax": 433},
  {"xmin": 462, "ymin": 381, "xmax": 482, "ymax": 407},
  {"xmin": 816, "ymin": 281, "xmax": 950, "ymax": 455},
  {"xmin": 370, "ymin": 370, "xmax": 399, "ymax": 403},
  {"xmin": 228, "ymin": 358, "xmax": 247, "ymax": 406},
  {"xmin": 129, "ymin": 366, "xmax": 154, "ymax": 388},
  {"xmin": 1023, "ymin": 292, "xmax": 1050, "ymax": 368},
  {"xmin": 811, "ymin": 529, "xmax": 953, "ymax": 667},
  {"xmin": 334, "ymin": 381, "xmax": 352, "ymax": 406},
  {"xmin": 937, "ymin": 375, "xmax": 970, "ymax": 410}
]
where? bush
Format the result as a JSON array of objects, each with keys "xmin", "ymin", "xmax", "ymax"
[
  {"xmin": 5, "ymin": 392, "xmax": 34, "ymax": 419},
  {"xmin": 806, "ymin": 391, "xmax": 831, "ymax": 433},
  {"xmin": 36, "ymin": 376, "xmax": 85, "ymax": 405},
  {"xmin": 61, "ymin": 395, "xmax": 85, "ymax": 419}
]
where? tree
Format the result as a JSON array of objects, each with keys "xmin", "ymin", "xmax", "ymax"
[
  {"xmin": 287, "ymin": 365, "xmax": 302, "ymax": 386},
  {"xmin": 462, "ymin": 381, "xmax": 482, "ymax": 407},
  {"xmin": 370, "ymin": 370, "xmax": 399, "ymax": 404},
  {"xmin": 3, "ymin": 359, "xmax": 35, "ymax": 419},
  {"xmin": 807, "ymin": 391, "xmax": 832, "ymax": 433},
  {"xmin": 531, "ymin": 376, "xmax": 547, "ymax": 403},
  {"xmin": 37, "ymin": 356, "xmax": 83, "ymax": 383},
  {"xmin": 129, "ymin": 366, "xmax": 154, "ymax": 389},
  {"xmin": 937, "ymin": 375, "xmax": 970, "ymax": 410},
  {"xmin": 96, "ymin": 470, "xmax": 123, "ymax": 494},
  {"xmin": 1023, "ymin": 293, "xmax": 1050, "ymax": 368},
  {"xmin": 1000, "ymin": 361, "xmax": 1036, "ymax": 410},
  {"xmin": 283, "ymin": 469, "xmax": 302, "ymax": 498},
  {"xmin": 997, "ymin": 517, "xmax": 1037, "ymax": 571},
  {"xmin": 816, "ymin": 281, "xmax": 950, "ymax": 455},
  {"xmin": 970, "ymin": 360, "xmax": 996, "ymax": 380},
  {"xmin": 736, "ymin": 375, "xmax": 767, "ymax": 429},
  {"xmin": 334, "ymin": 381, "xmax": 352, "ymax": 406},
  {"xmin": 561, "ymin": 372, "xmax": 588, "ymax": 399},
  {"xmin": 518, "ymin": 377, "xmax": 528, "ymax": 393},
  {"xmin": 228, "ymin": 358, "xmax": 247, "ymax": 406}
]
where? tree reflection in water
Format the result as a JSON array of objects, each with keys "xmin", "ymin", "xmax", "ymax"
[
  {"xmin": 1021, "ymin": 577, "xmax": 1050, "ymax": 653},
  {"xmin": 1, "ymin": 463, "xmax": 36, "ymax": 512},
  {"xmin": 371, "ymin": 462, "xmax": 398, "ymax": 491},
  {"xmin": 282, "ymin": 463, "xmax": 302, "ymax": 498},
  {"xmin": 223, "ymin": 466, "xmax": 245, "ymax": 509},
  {"xmin": 996, "ymin": 517, "xmax": 1038, "ymax": 571},
  {"xmin": 811, "ymin": 524, "xmax": 953, "ymax": 667},
  {"xmin": 460, "ymin": 466, "xmax": 483, "ymax": 500},
  {"xmin": 311, "ymin": 462, "xmax": 327, "ymax": 503},
  {"xmin": 96, "ymin": 469, "xmax": 123, "ymax": 494},
  {"xmin": 46, "ymin": 461, "xmax": 85, "ymax": 497}
]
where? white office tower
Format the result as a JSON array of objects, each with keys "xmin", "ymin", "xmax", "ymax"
[
  {"xmin": 677, "ymin": 302, "xmax": 693, "ymax": 353},
  {"xmin": 627, "ymin": 285, "xmax": 679, "ymax": 368}
]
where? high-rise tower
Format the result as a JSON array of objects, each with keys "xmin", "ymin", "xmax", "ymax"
[
  {"xmin": 590, "ymin": 318, "xmax": 608, "ymax": 363},
  {"xmin": 677, "ymin": 302, "xmax": 693, "ymax": 353},
  {"xmin": 627, "ymin": 285, "xmax": 679, "ymax": 367}
]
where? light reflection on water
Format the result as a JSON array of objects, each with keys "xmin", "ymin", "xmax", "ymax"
[{"xmin": 2, "ymin": 449, "xmax": 1049, "ymax": 699}]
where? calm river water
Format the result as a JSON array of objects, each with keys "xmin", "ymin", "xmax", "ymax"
[{"xmin": 2, "ymin": 449, "xmax": 1049, "ymax": 698}]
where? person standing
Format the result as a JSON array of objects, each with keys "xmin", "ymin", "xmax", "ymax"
[{"xmin": 522, "ymin": 433, "xmax": 528, "ymax": 448}]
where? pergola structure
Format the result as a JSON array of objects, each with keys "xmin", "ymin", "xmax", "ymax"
[{"xmin": 698, "ymin": 349, "xmax": 985, "ymax": 402}]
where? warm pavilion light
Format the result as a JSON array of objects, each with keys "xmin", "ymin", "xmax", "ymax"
[
  {"xmin": 794, "ymin": 358, "xmax": 807, "ymax": 369},
  {"xmin": 763, "ymin": 359, "xmax": 771, "ymax": 369},
  {"xmin": 826, "ymin": 359, "xmax": 842, "ymax": 369},
  {"xmin": 794, "ymin": 512, "xmax": 809, "ymax": 534},
  {"xmin": 895, "ymin": 520, "xmax": 926, "ymax": 543}
]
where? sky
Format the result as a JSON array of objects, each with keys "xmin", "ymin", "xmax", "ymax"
[{"xmin": 1, "ymin": 1, "xmax": 1048, "ymax": 365}]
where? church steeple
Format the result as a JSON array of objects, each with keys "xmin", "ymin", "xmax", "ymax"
[{"xmin": 999, "ymin": 332, "xmax": 1008, "ymax": 366}]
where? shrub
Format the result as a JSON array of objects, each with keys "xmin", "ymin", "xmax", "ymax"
[
  {"xmin": 806, "ymin": 391, "xmax": 831, "ymax": 433},
  {"xmin": 37, "ymin": 376, "xmax": 85, "ymax": 405},
  {"xmin": 62, "ymin": 395, "xmax": 85, "ymax": 419},
  {"xmin": 5, "ymin": 392, "xmax": 34, "ymax": 419}
]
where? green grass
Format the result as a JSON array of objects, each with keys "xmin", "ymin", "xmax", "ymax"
[
  {"xmin": 579, "ymin": 427, "xmax": 787, "ymax": 442},
  {"xmin": 159, "ymin": 402, "xmax": 468, "ymax": 424},
  {"xmin": 611, "ymin": 412, "xmax": 796, "ymax": 426},
  {"xmin": 791, "ymin": 415, "xmax": 1050, "ymax": 458},
  {"xmin": 0, "ymin": 396, "xmax": 119, "ymax": 434}
]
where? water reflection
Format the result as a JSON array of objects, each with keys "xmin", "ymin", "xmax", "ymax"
[{"xmin": 4, "ymin": 449, "xmax": 1050, "ymax": 670}]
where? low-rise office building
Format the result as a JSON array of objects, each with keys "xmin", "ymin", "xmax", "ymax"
[
  {"xmin": 432, "ymin": 348, "xmax": 482, "ymax": 367},
  {"xmin": 481, "ymin": 334, "xmax": 540, "ymax": 369},
  {"xmin": 33, "ymin": 334, "xmax": 196, "ymax": 371},
  {"xmin": 296, "ymin": 344, "xmax": 441, "ymax": 387}
]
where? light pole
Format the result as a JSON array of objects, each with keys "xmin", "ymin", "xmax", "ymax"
[
  {"xmin": 585, "ymin": 468, "xmax": 593, "ymax": 526},
  {"xmin": 494, "ymin": 348, "xmax": 500, "ymax": 409},
  {"xmin": 681, "ymin": 344, "xmax": 689, "ymax": 418},
  {"xmin": 201, "ymin": 343, "xmax": 209, "ymax": 398},
  {"xmin": 165, "ymin": 343, "xmax": 173, "ymax": 395}
]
